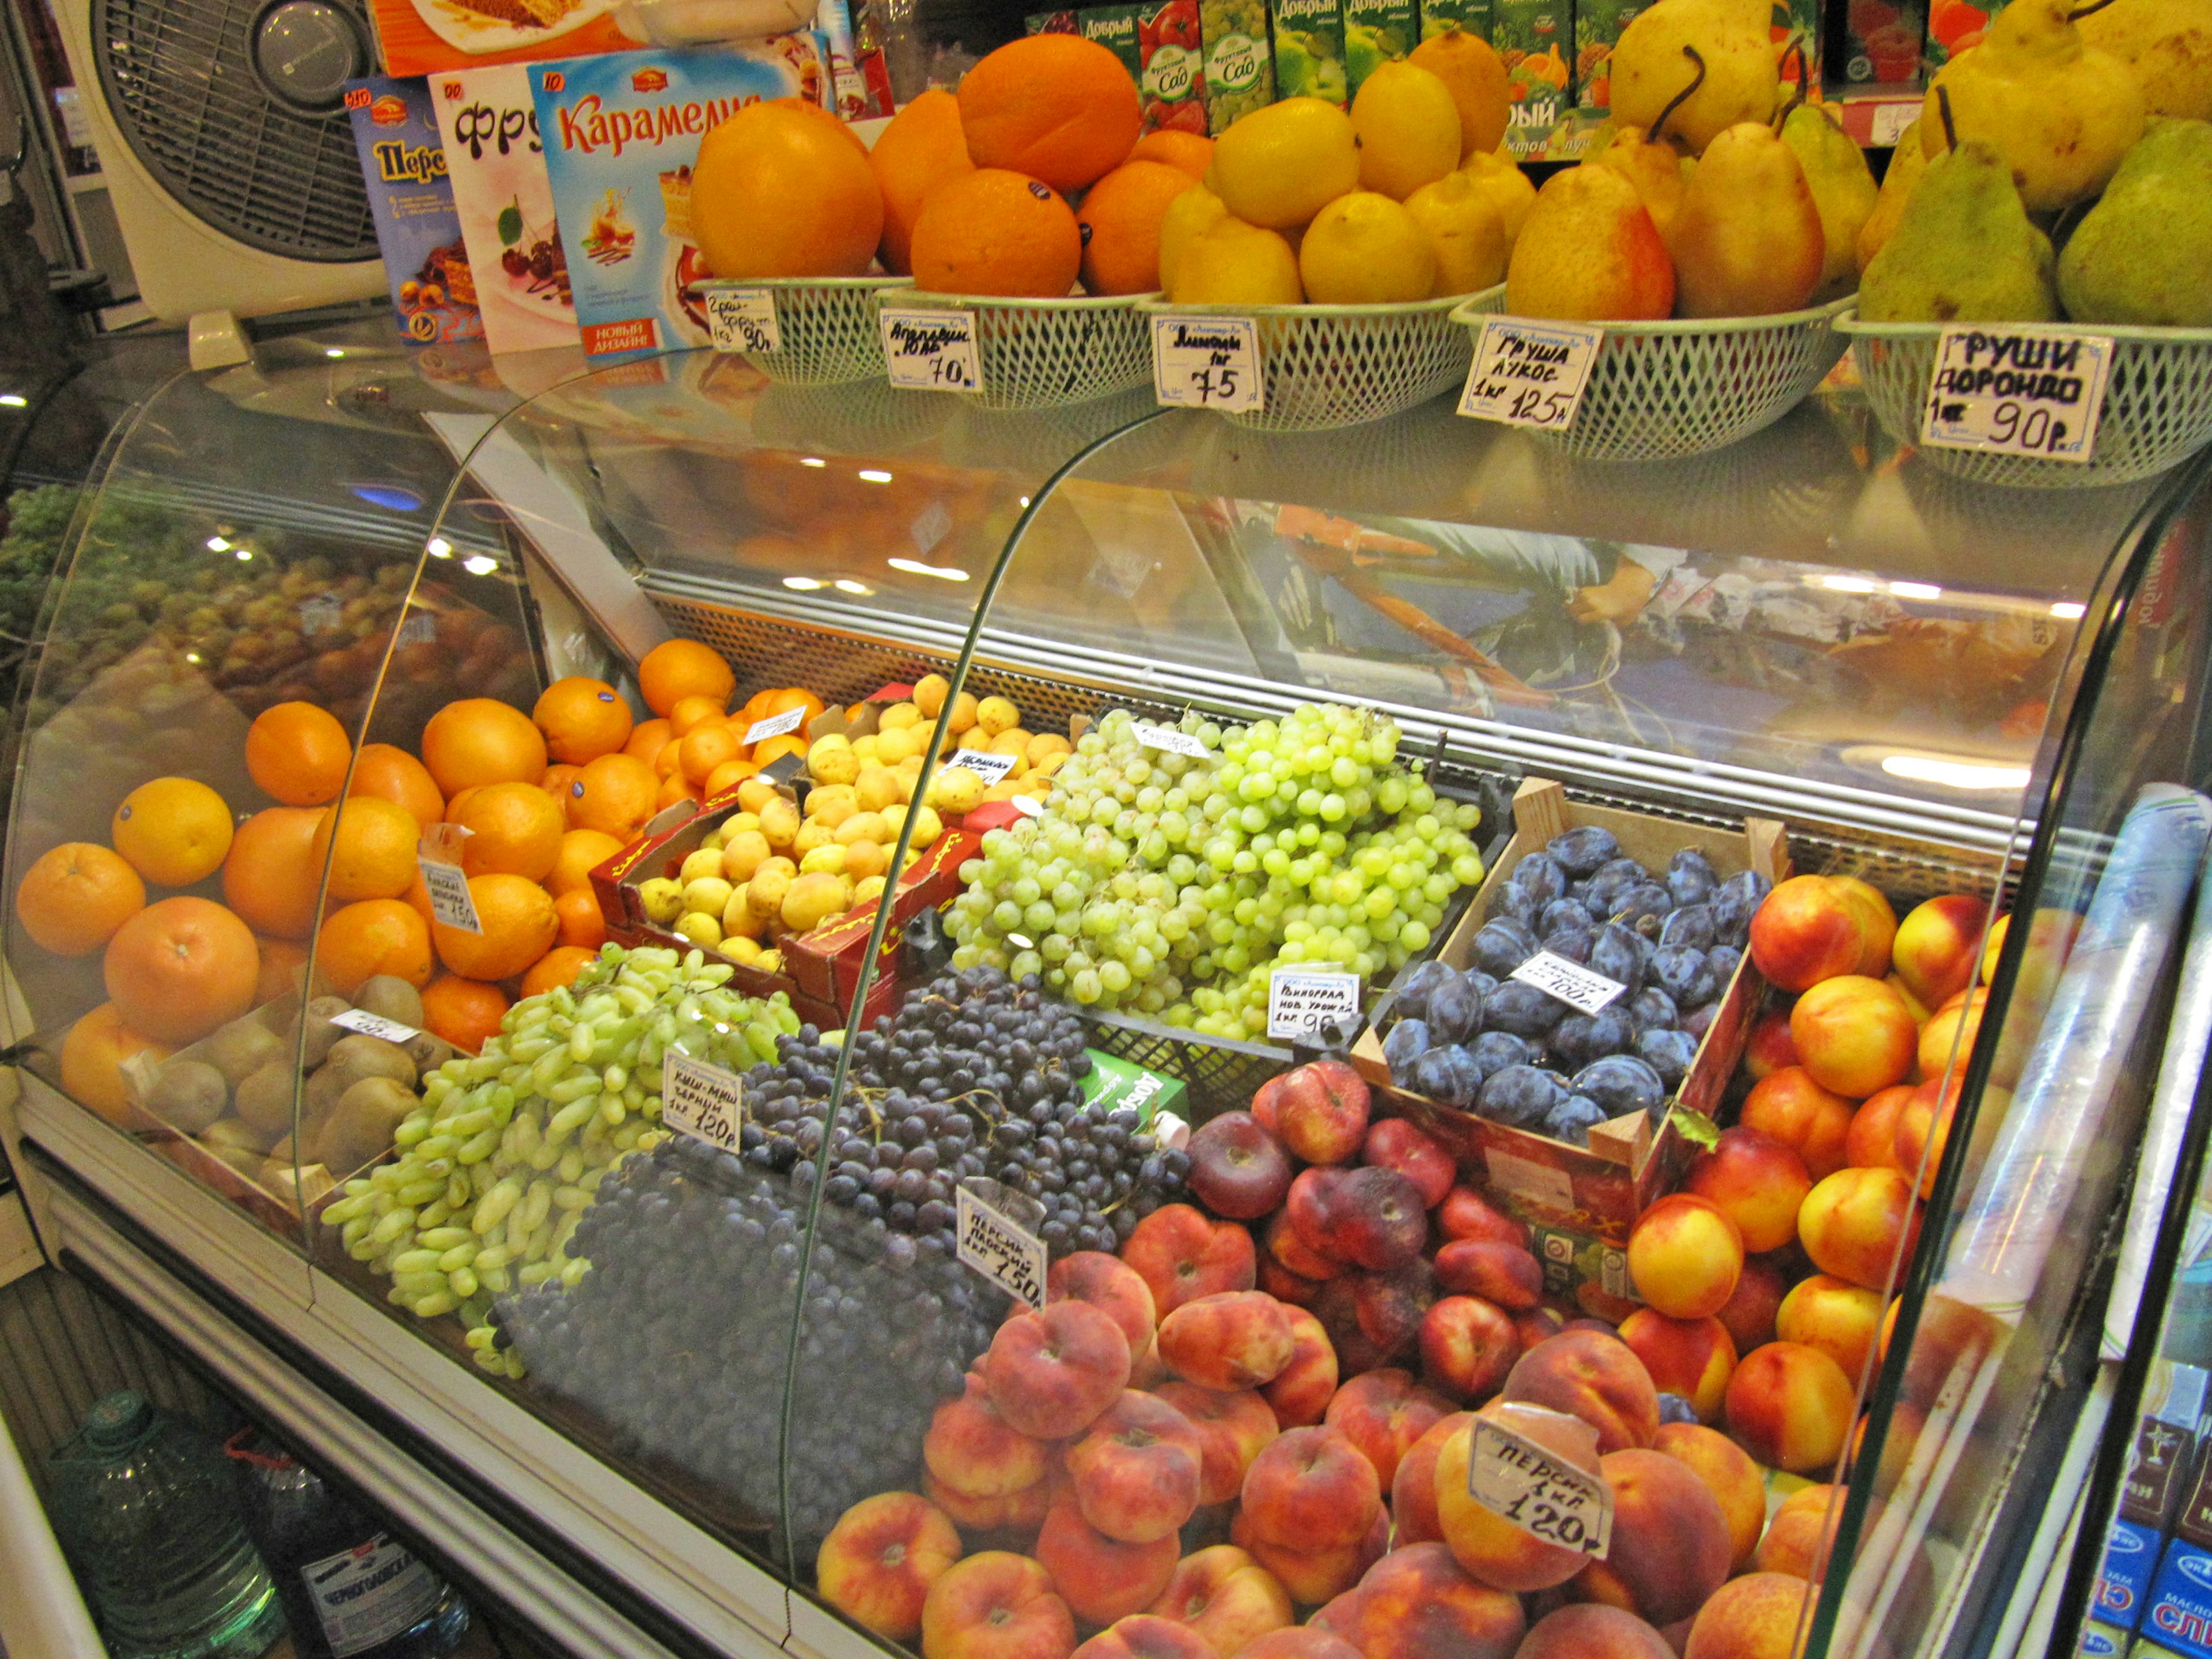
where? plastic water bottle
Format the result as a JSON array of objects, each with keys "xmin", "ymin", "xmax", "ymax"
[{"xmin": 45, "ymin": 1392, "xmax": 285, "ymax": 1659}]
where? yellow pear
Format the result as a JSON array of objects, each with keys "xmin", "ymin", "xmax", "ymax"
[
  {"xmin": 1592, "ymin": 123, "xmax": 1690, "ymax": 240},
  {"xmin": 1855, "ymin": 116, "xmax": 1927, "ymax": 273},
  {"xmin": 1403, "ymin": 171, "xmax": 1510, "ymax": 296},
  {"xmin": 2076, "ymin": 0, "xmax": 2212, "ymax": 120},
  {"xmin": 1922, "ymin": 0, "xmax": 2147, "ymax": 213},
  {"xmin": 1608, "ymin": 0, "xmax": 1781, "ymax": 155},
  {"xmin": 1505, "ymin": 165, "xmax": 1677, "ymax": 320},
  {"xmin": 1210, "ymin": 97, "xmax": 1363, "ymax": 228},
  {"xmin": 1779, "ymin": 104, "xmax": 1879, "ymax": 298},
  {"xmin": 1158, "ymin": 186, "xmax": 1229, "ymax": 294},
  {"xmin": 1666, "ymin": 122, "xmax": 1824, "ymax": 317},
  {"xmin": 1461, "ymin": 148, "xmax": 1539, "ymax": 244},
  {"xmin": 1171, "ymin": 216, "xmax": 1305, "ymax": 304},
  {"xmin": 1408, "ymin": 28, "xmax": 1511, "ymax": 157},
  {"xmin": 1350, "ymin": 62, "xmax": 1464, "ymax": 199},
  {"xmin": 1299, "ymin": 192, "xmax": 1439, "ymax": 301}
]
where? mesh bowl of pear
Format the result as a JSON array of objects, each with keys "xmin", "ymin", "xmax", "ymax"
[
  {"xmin": 1836, "ymin": 0, "xmax": 2212, "ymax": 487},
  {"xmin": 1140, "ymin": 37, "xmax": 1527, "ymax": 430}
]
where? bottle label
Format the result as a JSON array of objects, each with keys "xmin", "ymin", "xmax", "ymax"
[{"xmin": 303, "ymin": 1534, "xmax": 443, "ymax": 1657}]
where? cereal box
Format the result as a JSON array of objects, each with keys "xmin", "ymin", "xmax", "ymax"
[
  {"xmin": 1201, "ymin": 0, "xmax": 1273, "ymax": 127},
  {"xmin": 1270, "ymin": 0, "xmax": 1347, "ymax": 105},
  {"xmin": 430, "ymin": 63, "xmax": 579, "ymax": 355},
  {"xmin": 529, "ymin": 41, "xmax": 824, "ymax": 359},
  {"xmin": 343, "ymin": 75, "xmax": 483, "ymax": 345}
]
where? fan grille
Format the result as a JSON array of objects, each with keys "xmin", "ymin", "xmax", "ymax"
[{"xmin": 93, "ymin": 0, "xmax": 378, "ymax": 263}]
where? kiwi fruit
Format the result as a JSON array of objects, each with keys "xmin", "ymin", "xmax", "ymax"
[
  {"xmin": 323, "ymin": 1035, "xmax": 416, "ymax": 1093},
  {"xmin": 145, "ymin": 1060, "xmax": 229, "ymax": 1134},
  {"xmin": 200, "ymin": 1017, "xmax": 287, "ymax": 1086},
  {"xmin": 403, "ymin": 1032, "xmax": 457, "ymax": 1075},
  {"xmin": 294, "ymin": 996, "xmax": 354, "ymax": 1069},
  {"xmin": 198, "ymin": 1118, "xmax": 270, "ymax": 1175},
  {"xmin": 353, "ymin": 975, "xmax": 426, "ymax": 1029},
  {"xmin": 315, "ymin": 1076, "xmax": 416, "ymax": 1176},
  {"xmin": 232, "ymin": 1065, "xmax": 297, "ymax": 1149}
]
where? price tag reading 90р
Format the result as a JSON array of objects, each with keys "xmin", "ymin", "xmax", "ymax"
[
  {"xmin": 956, "ymin": 1181, "xmax": 1048, "ymax": 1309},
  {"xmin": 704, "ymin": 287, "xmax": 781, "ymax": 355},
  {"xmin": 416, "ymin": 856, "xmax": 480, "ymax": 934},
  {"xmin": 1267, "ymin": 968, "xmax": 1363, "ymax": 1041},
  {"xmin": 1920, "ymin": 325, "xmax": 2113, "ymax": 465},
  {"xmin": 1467, "ymin": 1415, "xmax": 1613, "ymax": 1558},
  {"xmin": 1150, "ymin": 315, "xmax": 1264, "ymax": 414},
  {"xmin": 1134, "ymin": 722, "xmax": 1211, "ymax": 759},
  {"xmin": 743, "ymin": 705, "xmax": 808, "ymax": 746},
  {"xmin": 1510, "ymin": 950, "xmax": 1627, "ymax": 1015},
  {"xmin": 947, "ymin": 749, "xmax": 1020, "ymax": 784},
  {"xmin": 880, "ymin": 306, "xmax": 982, "ymax": 393},
  {"xmin": 1459, "ymin": 316, "xmax": 1603, "ymax": 432},
  {"xmin": 661, "ymin": 1051, "xmax": 744, "ymax": 1153}
]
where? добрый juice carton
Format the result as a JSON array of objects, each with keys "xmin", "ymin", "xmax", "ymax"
[
  {"xmin": 1343, "ymin": 0, "xmax": 1416, "ymax": 94},
  {"xmin": 1494, "ymin": 0, "xmax": 1569, "ymax": 137},
  {"xmin": 1203, "ymin": 0, "xmax": 1274, "ymax": 128},
  {"xmin": 1419, "ymin": 0, "xmax": 1493, "ymax": 40},
  {"xmin": 1570, "ymin": 0, "xmax": 1639, "ymax": 115},
  {"xmin": 1270, "ymin": 0, "xmax": 1347, "ymax": 105}
]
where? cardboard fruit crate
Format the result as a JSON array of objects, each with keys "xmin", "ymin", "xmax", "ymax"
[{"xmin": 1352, "ymin": 777, "xmax": 1787, "ymax": 1317}]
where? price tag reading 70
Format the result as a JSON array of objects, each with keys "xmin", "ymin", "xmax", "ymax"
[{"xmin": 1151, "ymin": 316, "xmax": 1264, "ymax": 414}]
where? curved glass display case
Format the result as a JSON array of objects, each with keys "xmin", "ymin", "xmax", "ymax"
[{"xmin": 6, "ymin": 320, "xmax": 2210, "ymax": 1659}]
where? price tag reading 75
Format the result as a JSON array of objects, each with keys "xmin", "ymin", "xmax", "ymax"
[
  {"xmin": 1459, "ymin": 317, "xmax": 1603, "ymax": 432},
  {"xmin": 1151, "ymin": 316, "xmax": 1264, "ymax": 414}
]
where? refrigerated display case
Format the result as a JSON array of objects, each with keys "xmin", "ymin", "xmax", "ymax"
[{"xmin": 3, "ymin": 313, "xmax": 2210, "ymax": 1659}]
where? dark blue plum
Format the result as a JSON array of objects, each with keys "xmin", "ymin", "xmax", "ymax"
[
  {"xmin": 1712, "ymin": 870, "xmax": 1773, "ymax": 948},
  {"xmin": 1573, "ymin": 1054, "xmax": 1668, "ymax": 1118},
  {"xmin": 1584, "ymin": 857, "xmax": 1651, "ymax": 915},
  {"xmin": 1382, "ymin": 1017, "xmax": 1432, "ymax": 1084},
  {"xmin": 1541, "ymin": 898, "xmax": 1596, "ymax": 935},
  {"xmin": 1549, "ymin": 1006, "xmax": 1636, "ymax": 1071},
  {"xmin": 1659, "ymin": 904, "xmax": 1716, "ymax": 951},
  {"xmin": 1588, "ymin": 923, "xmax": 1645, "ymax": 993},
  {"xmin": 1612, "ymin": 881, "xmax": 1676, "ymax": 937},
  {"xmin": 1545, "ymin": 1094, "xmax": 1611, "ymax": 1147},
  {"xmin": 1485, "ymin": 981, "xmax": 1565, "ymax": 1037},
  {"xmin": 1637, "ymin": 1027, "xmax": 1700, "ymax": 1092},
  {"xmin": 1540, "ymin": 923, "xmax": 1596, "ymax": 965},
  {"xmin": 1666, "ymin": 849, "xmax": 1720, "ymax": 908},
  {"xmin": 1479, "ymin": 1064, "xmax": 1566, "ymax": 1129},
  {"xmin": 1393, "ymin": 959, "xmax": 1459, "ymax": 1024},
  {"xmin": 1653, "ymin": 945, "xmax": 1720, "ymax": 1007},
  {"xmin": 1547, "ymin": 825, "xmax": 1623, "ymax": 878},
  {"xmin": 1628, "ymin": 987, "xmax": 1680, "ymax": 1031},
  {"xmin": 1425, "ymin": 976, "xmax": 1484, "ymax": 1046},
  {"xmin": 1508, "ymin": 853, "xmax": 1569, "ymax": 907},
  {"xmin": 1464, "ymin": 969, "xmax": 1499, "ymax": 1003},
  {"xmin": 1412, "ymin": 1044, "xmax": 1483, "ymax": 1107},
  {"xmin": 1707, "ymin": 945, "xmax": 1742, "ymax": 989},
  {"xmin": 1549, "ymin": 1013, "xmax": 1597, "ymax": 1070},
  {"xmin": 1473, "ymin": 918, "xmax": 1538, "ymax": 978},
  {"xmin": 1497, "ymin": 885, "xmax": 1541, "ymax": 930},
  {"xmin": 1471, "ymin": 1031, "xmax": 1537, "ymax": 1080},
  {"xmin": 1656, "ymin": 1392, "xmax": 1700, "ymax": 1426}
]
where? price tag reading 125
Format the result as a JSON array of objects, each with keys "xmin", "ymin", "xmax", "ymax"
[
  {"xmin": 1150, "ymin": 315, "xmax": 1264, "ymax": 413},
  {"xmin": 1467, "ymin": 1416, "xmax": 1613, "ymax": 1558},
  {"xmin": 661, "ymin": 1051, "xmax": 744, "ymax": 1152},
  {"xmin": 880, "ymin": 306, "xmax": 981, "ymax": 393},
  {"xmin": 1921, "ymin": 325, "xmax": 2113, "ymax": 465},
  {"xmin": 705, "ymin": 288, "xmax": 781, "ymax": 354},
  {"xmin": 1459, "ymin": 316, "xmax": 1603, "ymax": 431},
  {"xmin": 957, "ymin": 1183, "xmax": 1047, "ymax": 1309}
]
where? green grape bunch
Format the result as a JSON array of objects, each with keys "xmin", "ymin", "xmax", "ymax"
[{"xmin": 944, "ymin": 704, "xmax": 1486, "ymax": 1040}]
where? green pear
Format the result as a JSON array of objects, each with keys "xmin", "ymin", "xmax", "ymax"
[
  {"xmin": 2059, "ymin": 118, "xmax": 2212, "ymax": 325},
  {"xmin": 1855, "ymin": 116, "xmax": 1928, "ymax": 274},
  {"xmin": 1859, "ymin": 141, "xmax": 2057, "ymax": 323},
  {"xmin": 1608, "ymin": 0, "xmax": 1780, "ymax": 156},
  {"xmin": 1667, "ymin": 122, "xmax": 1825, "ymax": 317},
  {"xmin": 1780, "ymin": 104, "xmax": 1879, "ymax": 298},
  {"xmin": 2077, "ymin": 0, "xmax": 2212, "ymax": 121},
  {"xmin": 1922, "ymin": 0, "xmax": 2147, "ymax": 214}
]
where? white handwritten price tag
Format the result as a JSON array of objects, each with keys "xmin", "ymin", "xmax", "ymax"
[
  {"xmin": 329, "ymin": 1009, "xmax": 420, "ymax": 1043},
  {"xmin": 706, "ymin": 288, "xmax": 781, "ymax": 354},
  {"xmin": 1869, "ymin": 101, "xmax": 1919, "ymax": 146},
  {"xmin": 881, "ymin": 306, "xmax": 982, "ymax": 393},
  {"xmin": 1268, "ymin": 968, "xmax": 1363, "ymax": 1041},
  {"xmin": 948, "ymin": 749, "xmax": 1020, "ymax": 783},
  {"xmin": 1150, "ymin": 315, "xmax": 1264, "ymax": 413},
  {"xmin": 1135, "ymin": 722, "xmax": 1210, "ymax": 759},
  {"xmin": 1467, "ymin": 1416, "xmax": 1612, "ymax": 1556},
  {"xmin": 662, "ymin": 1051, "xmax": 744, "ymax": 1151},
  {"xmin": 1459, "ymin": 317, "xmax": 1604, "ymax": 431},
  {"xmin": 1510, "ymin": 950, "xmax": 1627, "ymax": 1014},
  {"xmin": 1921, "ymin": 325, "xmax": 2112, "ymax": 465},
  {"xmin": 417, "ymin": 856, "xmax": 480, "ymax": 934},
  {"xmin": 743, "ymin": 706, "xmax": 807, "ymax": 745},
  {"xmin": 957, "ymin": 1181, "xmax": 1047, "ymax": 1308}
]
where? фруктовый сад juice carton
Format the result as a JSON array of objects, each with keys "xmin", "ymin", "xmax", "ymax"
[
  {"xmin": 1343, "ymin": 0, "xmax": 1416, "ymax": 96},
  {"xmin": 1923, "ymin": 0, "xmax": 1999, "ymax": 70},
  {"xmin": 1495, "ymin": 0, "xmax": 1569, "ymax": 141},
  {"xmin": 1202, "ymin": 0, "xmax": 1274, "ymax": 128},
  {"xmin": 1843, "ymin": 0, "xmax": 1925, "ymax": 83},
  {"xmin": 1140, "ymin": 0, "xmax": 1210, "ymax": 132},
  {"xmin": 1270, "ymin": 0, "xmax": 1348, "ymax": 105}
]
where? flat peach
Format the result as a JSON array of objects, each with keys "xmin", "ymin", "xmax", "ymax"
[
  {"xmin": 1652, "ymin": 1422, "xmax": 1766, "ymax": 1570},
  {"xmin": 1035, "ymin": 1492, "xmax": 1180, "ymax": 1627},
  {"xmin": 1240, "ymin": 1425, "xmax": 1380, "ymax": 1551},
  {"xmin": 1262, "ymin": 1307, "xmax": 1339, "ymax": 1429},
  {"xmin": 817, "ymin": 1491, "xmax": 964, "ymax": 1641},
  {"xmin": 1236, "ymin": 1630, "xmax": 1364, "ymax": 1659},
  {"xmin": 1230, "ymin": 1507, "xmax": 1385, "ymax": 1607},
  {"xmin": 920, "ymin": 1551, "xmax": 1077, "ymax": 1659},
  {"xmin": 1433, "ymin": 1241, "xmax": 1544, "ymax": 1310},
  {"xmin": 1434, "ymin": 1401, "xmax": 1596, "ymax": 1592},
  {"xmin": 1124, "ymin": 1204, "xmax": 1258, "ymax": 1317},
  {"xmin": 1515, "ymin": 1604, "xmax": 1674, "ymax": 1659},
  {"xmin": 925, "ymin": 1469, "xmax": 1054, "ymax": 1535},
  {"xmin": 1501, "ymin": 1328, "xmax": 1660, "ymax": 1453},
  {"xmin": 1322, "ymin": 1541, "xmax": 1524, "ymax": 1659},
  {"xmin": 1067, "ymin": 1389, "xmax": 1205, "ymax": 1543},
  {"xmin": 1153, "ymin": 1382, "xmax": 1279, "ymax": 1505},
  {"xmin": 1071, "ymin": 1615, "xmax": 1217, "ymax": 1659},
  {"xmin": 927, "ymin": 1370, "xmax": 1053, "ymax": 1498},
  {"xmin": 1160, "ymin": 1291, "xmax": 1297, "ymax": 1391},
  {"xmin": 1148, "ymin": 1545, "xmax": 1293, "ymax": 1657},
  {"xmin": 1323, "ymin": 1368, "xmax": 1454, "ymax": 1490},
  {"xmin": 986, "ymin": 1300, "xmax": 1134, "ymax": 1440},
  {"xmin": 1437, "ymin": 1188, "xmax": 1529, "ymax": 1248},
  {"xmin": 1052, "ymin": 1251, "xmax": 1159, "ymax": 1353},
  {"xmin": 1389, "ymin": 1410, "xmax": 1473, "ymax": 1550},
  {"xmin": 1421, "ymin": 1296, "xmax": 1520, "ymax": 1404},
  {"xmin": 1569, "ymin": 1449, "xmax": 1731, "ymax": 1627}
]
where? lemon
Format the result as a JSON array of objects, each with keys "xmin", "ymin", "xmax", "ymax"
[
  {"xmin": 1351, "ymin": 62, "xmax": 1463, "ymax": 200},
  {"xmin": 1210, "ymin": 99, "xmax": 1362, "ymax": 228},
  {"xmin": 927, "ymin": 766, "xmax": 987, "ymax": 815},
  {"xmin": 1298, "ymin": 192, "xmax": 1437, "ymax": 302},
  {"xmin": 1404, "ymin": 171, "xmax": 1509, "ymax": 296},
  {"xmin": 1463, "ymin": 149, "xmax": 1538, "ymax": 244},
  {"xmin": 1171, "ymin": 217, "xmax": 1306, "ymax": 304}
]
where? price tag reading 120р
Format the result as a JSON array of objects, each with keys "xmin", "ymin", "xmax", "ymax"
[
  {"xmin": 1468, "ymin": 1415, "xmax": 1613, "ymax": 1558},
  {"xmin": 956, "ymin": 1183, "xmax": 1047, "ymax": 1309},
  {"xmin": 1150, "ymin": 315, "xmax": 1263, "ymax": 413},
  {"xmin": 1459, "ymin": 316, "xmax": 1603, "ymax": 431},
  {"xmin": 1920, "ymin": 325, "xmax": 2113, "ymax": 465},
  {"xmin": 661, "ymin": 1051, "xmax": 744, "ymax": 1153},
  {"xmin": 880, "ymin": 306, "xmax": 981, "ymax": 393}
]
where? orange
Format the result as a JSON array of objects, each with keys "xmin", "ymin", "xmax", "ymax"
[
  {"xmin": 452, "ymin": 782, "xmax": 565, "ymax": 882},
  {"xmin": 255, "ymin": 935, "xmax": 309, "ymax": 1003},
  {"xmin": 654, "ymin": 739, "xmax": 685, "ymax": 779},
  {"xmin": 757, "ymin": 686, "xmax": 827, "ymax": 726},
  {"xmin": 521, "ymin": 946, "xmax": 598, "ymax": 999},
  {"xmin": 911, "ymin": 169, "xmax": 1083, "ymax": 298},
  {"xmin": 402, "ymin": 869, "xmax": 436, "ymax": 932},
  {"xmin": 639, "ymin": 640, "xmax": 737, "ymax": 718},
  {"xmin": 420, "ymin": 698, "xmax": 548, "ymax": 796},
  {"xmin": 222, "ymin": 807, "xmax": 325, "ymax": 939},
  {"xmin": 309, "ymin": 796, "xmax": 421, "ymax": 902},
  {"xmin": 668, "ymin": 695, "xmax": 729, "ymax": 737},
  {"xmin": 704, "ymin": 759, "xmax": 762, "ymax": 798},
  {"xmin": 870, "ymin": 88, "xmax": 976, "ymax": 275},
  {"xmin": 680, "ymin": 722, "xmax": 745, "ymax": 785},
  {"xmin": 658, "ymin": 774, "xmax": 704, "ymax": 811},
  {"xmin": 350, "ymin": 743, "xmax": 444, "ymax": 829},
  {"xmin": 533, "ymin": 677, "xmax": 635, "ymax": 764},
  {"xmin": 111, "ymin": 777, "xmax": 234, "ymax": 887},
  {"xmin": 692, "ymin": 99, "xmax": 883, "ymax": 279},
  {"xmin": 550, "ymin": 828, "xmax": 623, "ymax": 896},
  {"xmin": 624, "ymin": 718, "xmax": 674, "ymax": 763},
  {"xmin": 1407, "ymin": 28, "xmax": 1510, "ymax": 158},
  {"xmin": 244, "ymin": 702, "xmax": 353, "ymax": 807},
  {"xmin": 568, "ymin": 753, "xmax": 659, "ymax": 840},
  {"xmin": 1078, "ymin": 160, "xmax": 1199, "ymax": 294},
  {"xmin": 1128, "ymin": 130, "xmax": 1215, "ymax": 180},
  {"xmin": 421, "ymin": 975, "xmax": 509, "ymax": 1052},
  {"xmin": 752, "ymin": 733, "xmax": 809, "ymax": 769},
  {"xmin": 444, "ymin": 787, "xmax": 479, "ymax": 825},
  {"xmin": 555, "ymin": 888, "xmax": 608, "ymax": 950},
  {"xmin": 957, "ymin": 35, "xmax": 1141, "ymax": 192},
  {"xmin": 543, "ymin": 765, "xmax": 584, "ymax": 819},
  {"xmin": 317, "ymin": 899, "xmax": 434, "ymax": 994},
  {"xmin": 16, "ymin": 842, "xmax": 145, "ymax": 956},
  {"xmin": 60, "ymin": 1003, "xmax": 172, "ymax": 1126},
  {"xmin": 433, "ymin": 873, "xmax": 559, "ymax": 982},
  {"xmin": 103, "ymin": 896, "xmax": 260, "ymax": 1045}
]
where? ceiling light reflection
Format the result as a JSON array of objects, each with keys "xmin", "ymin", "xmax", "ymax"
[
  {"xmin": 834, "ymin": 579, "xmax": 873, "ymax": 594},
  {"xmin": 784, "ymin": 577, "xmax": 825, "ymax": 590},
  {"xmin": 1889, "ymin": 582, "xmax": 1942, "ymax": 600},
  {"xmin": 1881, "ymin": 754, "xmax": 2032, "ymax": 792},
  {"xmin": 2051, "ymin": 601, "xmax": 2087, "ymax": 620},
  {"xmin": 858, "ymin": 469, "xmax": 893, "ymax": 484},
  {"xmin": 887, "ymin": 557, "xmax": 972, "ymax": 581},
  {"xmin": 462, "ymin": 555, "xmax": 498, "ymax": 575}
]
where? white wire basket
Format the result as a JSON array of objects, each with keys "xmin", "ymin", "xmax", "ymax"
[
  {"xmin": 696, "ymin": 275, "xmax": 912, "ymax": 387},
  {"xmin": 1835, "ymin": 309, "xmax": 2212, "ymax": 488},
  {"xmin": 895, "ymin": 291, "xmax": 1155, "ymax": 411}
]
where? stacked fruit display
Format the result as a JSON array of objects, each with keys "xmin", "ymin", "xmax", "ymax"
[{"xmin": 942, "ymin": 704, "xmax": 1487, "ymax": 1036}]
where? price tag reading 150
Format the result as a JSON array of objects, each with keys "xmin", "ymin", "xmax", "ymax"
[
  {"xmin": 956, "ymin": 1183, "xmax": 1047, "ymax": 1309},
  {"xmin": 1467, "ymin": 1416, "xmax": 1613, "ymax": 1558},
  {"xmin": 1459, "ymin": 317, "xmax": 1603, "ymax": 431},
  {"xmin": 1150, "ymin": 316, "xmax": 1264, "ymax": 413}
]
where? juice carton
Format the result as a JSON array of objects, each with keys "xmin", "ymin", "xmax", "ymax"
[
  {"xmin": 1771, "ymin": 0, "xmax": 1819, "ymax": 93},
  {"xmin": 1079, "ymin": 3, "xmax": 1145, "ymax": 77},
  {"xmin": 1139, "ymin": 0, "xmax": 1209, "ymax": 132},
  {"xmin": 529, "ymin": 40, "xmax": 824, "ymax": 359},
  {"xmin": 1270, "ymin": 0, "xmax": 1347, "ymax": 105},
  {"xmin": 1494, "ymin": 0, "xmax": 1569, "ymax": 143},
  {"xmin": 430, "ymin": 63, "xmax": 579, "ymax": 355},
  {"xmin": 1419, "ymin": 0, "xmax": 1491, "ymax": 41},
  {"xmin": 1343, "ymin": 0, "xmax": 1415, "ymax": 94},
  {"xmin": 1923, "ymin": 0, "xmax": 1999, "ymax": 69},
  {"xmin": 343, "ymin": 75, "xmax": 484, "ymax": 345},
  {"xmin": 1201, "ymin": 0, "xmax": 1274, "ymax": 129},
  {"xmin": 1842, "ymin": 0, "xmax": 1925, "ymax": 83},
  {"xmin": 1570, "ymin": 0, "xmax": 1640, "ymax": 115}
]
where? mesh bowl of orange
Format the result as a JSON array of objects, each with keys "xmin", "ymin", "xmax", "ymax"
[{"xmin": 891, "ymin": 288, "xmax": 1158, "ymax": 412}]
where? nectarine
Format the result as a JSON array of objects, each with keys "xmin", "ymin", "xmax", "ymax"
[
  {"xmin": 1723, "ymin": 1342, "xmax": 1855, "ymax": 1474},
  {"xmin": 1626, "ymin": 1195, "xmax": 1743, "ymax": 1322}
]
